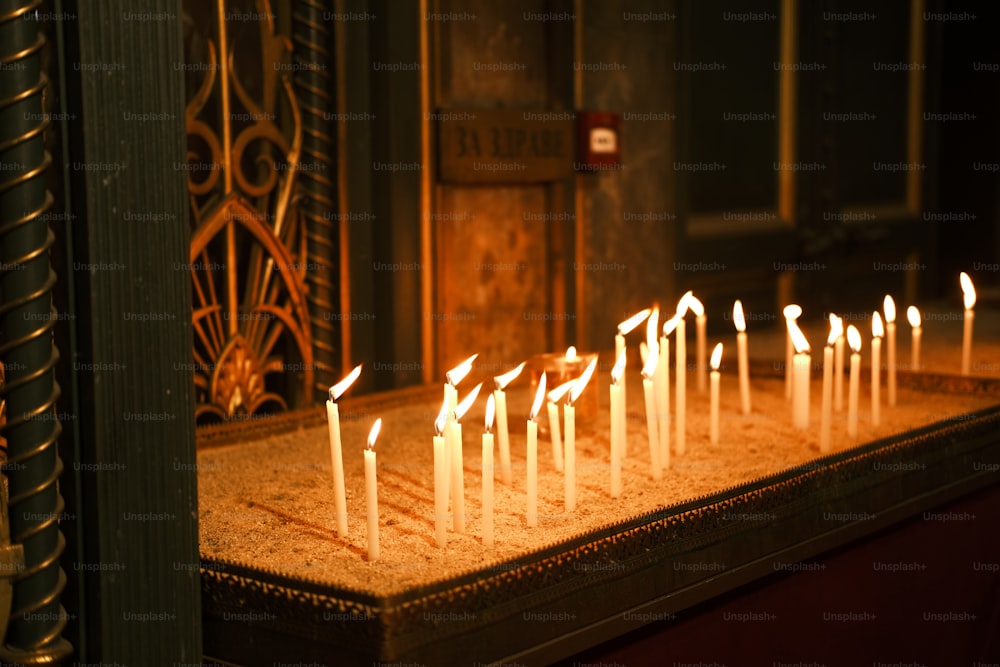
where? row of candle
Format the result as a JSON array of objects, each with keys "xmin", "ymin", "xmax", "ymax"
[{"xmin": 325, "ymin": 272, "xmax": 980, "ymax": 560}]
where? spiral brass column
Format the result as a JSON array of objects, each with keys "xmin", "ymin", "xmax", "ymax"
[
  {"xmin": 293, "ymin": 0, "xmax": 339, "ymax": 398},
  {"xmin": 0, "ymin": 0, "xmax": 72, "ymax": 662}
]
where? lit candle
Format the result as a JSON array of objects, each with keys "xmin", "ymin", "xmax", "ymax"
[
  {"xmin": 659, "ymin": 316, "xmax": 678, "ymax": 470},
  {"xmin": 709, "ymin": 343, "xmax": 722, "ymax": 444},
  {"xmin": 831, "ymin": 314, "xmax": 845, "ymax": 413},
  {"xmin": 450, "ymin": 382, "xmax": 482, "ymax": 534},
  {"xmin": 364, "ymin": 418, "xmax": 382, "ymax": 562},
  {"xmin": 960, "ymin": 272, "xmax": 976, "ymax": 375},
  {"xmin": 564, "ymin": 359, "xmax": 597, "ymax": 514},
  {"xmin": 820, "ymin": 323, "xmax": 837, "ymax": 453},
  {"xmin": 783, "ymin": 304, "xmax": 802, "ymax": 401},
  {"xmin": 546, "ymin": 380, "xmax": 574, "ymax": 472},
  {"xmin": 907, "ymin": 306, "xmax": 922, "ymax": 371},
  {"xmin": 789, "ymin": 321, "xmax": 811, "ymax": 430},
  {"xmin": 847, "ymin": 326, "xmax": 862, "ymax": 438},
  {"xmin": 482, "ymin": 394, "xmax": 495, "ymax": 548},
  {"xmin": 432, "ymin": 403, "xmax": 449, "ymax": 548},
  {"xmin": 616, "ymin": 308, "xmax": 652, "ymax": 456},
  {"xmin": 526, "ymin": 373, "xmax": 546, "ymax": 527},
  {"xmin": 609, "ymin": 352, "xmax": 626, "ymax": 498},
  {"xmin": 871, "ymin": 311, "xmax": 883, "ymax": 427},
  {"xmin": 675, "ymin": 292, "xmax": 691, "ymax": 456},
  {"xmin": 884, "ymin": 295, "xmax": 897, "ymax": 407},
  {"xmin": 444, "ymin": 353, "xmax": 478, "ymax": 415},
  {"xmin": 689, "ymin": 295, "xmax": 707, "ymax": 393},
  {"xmin": 493, "ymin": 361, "xmax": 525, "ymax": 486},
  {"xmin": 326, "ymin": 363, "xmax": 362, "ymax": 538},
  {"xmin": 641, "ymin": 340, "xmax": 661, "ymax": 480},
  {"xmin": 733, "ymin": 300, "xmax": 751, "ymax": 415}
]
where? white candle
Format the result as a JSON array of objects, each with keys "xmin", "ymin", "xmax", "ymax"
[
  {"xmin": 847, "ymin": 326, "xmax": 862, "ymax": 439},
  {"xmin": 675, "ymin": 293, "xmax": 690, "ymax": 456},
  {"xmin": 564, "ymin": 359, "xmax": 597, "ymax": 515},
  {"xmin": 789, "ymin": 321, "xmax": 810, "ymax": 430},
  {"xmin": 326, "ymin": 364, "xmax": 362, "ymax": 538},
  {"xmin": 871, "ymin": 312, "xmax": 883, "ymax": 427},
  {"xmin": 527, "ymin": 374, "xmax": 546, "ymax": 526},
  {"xmin": 709, "ymin": 343, "xmax": 722, "ymax": 444},
  {"xmin": 433, "ymin": 405, "xmax": 449, "ymax": 548},
  {"xmin": 733, "ymin": 301, "xmax": 751, "ymax": 415},
  {"xmin": 450, "ymin": 383, "xmax": 482, "ymax": 534},
  {"xmin": 546, "ymin": 401, "xmax": 562, "ymax": 471},
  {"xmin": 960, "ymin": 272, "xmax": 976, "ymax": 375},
  {"xmin": 364, "ymin": 419, "xmax": 382, "ymax": 562},
  {"xmin": 783, "ymin": 305, "xmax": 802, "ymax": 401},
  {"xmin": 493, "ymin": 362, "xmax": 525, "ymax": 486},
  {"xmin": 907, "ymin": 306, "xmax": 922, "ymax": 371},
  {"xmin": 444, "ymin": 354, "xmax": 477, "ymax": 516},
  {"xmin": 564, "ymin": 401, "xmax": 576, "ymax": 513},
  {"xmin": 688, "ymin": 296, "xmax": 707, "ymax": 393},
  {"xmin": 482, "ymin": 395, "xmax": 495, "ymax": 548},
  {"xmin": 831, "ymin": 314, "xmax": 845, "ymax": 413},
  {"xmin": 659, "ymin": 316, "xmax": 678, "ymax": 470},
  {"xmin": 641, "ymin": 348, "xmax": 661, "ymax": 480},
  {"xmin": 884, "ymin": 295, "xmax": 897, "ymax": 407},
  {"xmin": 820, "ymin": 326, "xmax": 836, "ymax": 453},
  {"xmin": 616, "ymin": 308, "xmax": 652, "ymax": 458},
  {"xmin": 547, "ymin": 380, "xmax": 573, "ymax": 472},
  {"xmin": 609, "ymin": 353, "xmax": 626, "ymax": 498}
]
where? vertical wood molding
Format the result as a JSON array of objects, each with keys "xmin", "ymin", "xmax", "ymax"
[
  {"xmin": 64, "ymin": 1, "xmax": 200, "ymax": 661},
  {"xmin": 906, "ymin": 0, "xmax": 926, "ymax": 214},
  {"xmin": 778, "ymin": 0, "xmax": 798, "ymax": 224},
  {"xmin": 419, "ymin": 0, "xmax": 434, "ymax": 382}
]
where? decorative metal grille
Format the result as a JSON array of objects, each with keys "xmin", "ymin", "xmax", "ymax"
[{"xmin": 183, "ymin": 0, "xmax": 333, "ymax": 424}]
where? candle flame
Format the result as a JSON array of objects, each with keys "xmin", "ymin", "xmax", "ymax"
[
  {"xmin": 617, "ymin": 308, "xmax": 651, "ymax": 336},
  {"xmin": 367, "ymin": 418, "xmax": 382, "ymax": 451},
  {"xmin": 783, "ymin": 304, "xmax": 802, "ymax": 321},
  {"xmin": 788, "ymin": 321, "xmax": 810, "ymax": 354},
  {"xmin": 569, "ymin": 358, "xmax": 598, "ymax": 404},
  {"xmin": 883, "ymin": 295, "xmax": 896, "ymax": 323},
  {"xmin": 565, "ymin": 346, "xmax": 577, "ymax": 361},
  {"xmin": 529, "ymin": 373, "xmax": 547, "ymax": 421},
  {"xmin": 611, "ymin": 350, "xmax": 626, "ymax": 385},
  {"xmin": 872, "ymin": 311, "xmax": 884, "ymax": 338},
  {"xmin": 733, "ymin": 300, "xmax": 746, "ymax": 333},
  {"xmin": 827, "ymin": 318, "xmax": 840, "ymax": 346},
  {"xmin": 687, "ymin": 295, "xmax": 705, "ymax": 317},
  {"xmin": 446, "ymin": 354, "xmax": 478, "ymax": 386},
  {"xmin": 434, "ymin": 398, "xmax": 448, "ymax": 436},
  {"xmin": 675, "ymin": 291, "xmax": 692, "ymax": 317},
  {"xmin": 329, "ymin": 363, "xmax": 362, "ymax": 401},
  {"xmin": 710, "ymin": 342, "xmax": 723, "ymax": 370},
  {"xmin": 453, "ymin": 383, "xmax": 482, "ymax": 421},
  {"xmin": 847, "ymin": 325, "xmax": 862, "ymax": 353},
  {"xmin": 494, "ymin": 361, "xmax": 526, "ymax": 390},
  {"xmin": 485, "ymin": 394, "xmax": 495, "ymax": 432},
  {"xmin": 662, "ymin": 313, "xmax": 679, "ymax": 337},
  {"xmin": 907, "ymin": 305, "xmax": 921, "ymax": 328},
  {"xmin": 547, "ymin": 379, "xmax": 575, "ymax": 404},
  {"xmin": 641, "ymin": 343, "xmax": 658, "ymax": 379},
  {"xmin": 646, "ymin": 306, "xmax": 660, "ymax": 351},
  {"xmin": 828, "ymin": 313, "xmax": 844, "ymax": 341},
  {"xmin": 960, "ymin": 272, "xmax": 976, "ymax": 310}
]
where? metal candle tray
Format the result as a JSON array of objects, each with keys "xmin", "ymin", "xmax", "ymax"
[{"xmin": 195, "ymin": 372, "xmax": 1000, "ymax": 666}]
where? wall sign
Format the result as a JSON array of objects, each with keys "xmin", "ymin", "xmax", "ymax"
[{"xmin": 436, "ymin": 108, "xmax": 574, "ymax": 184}]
